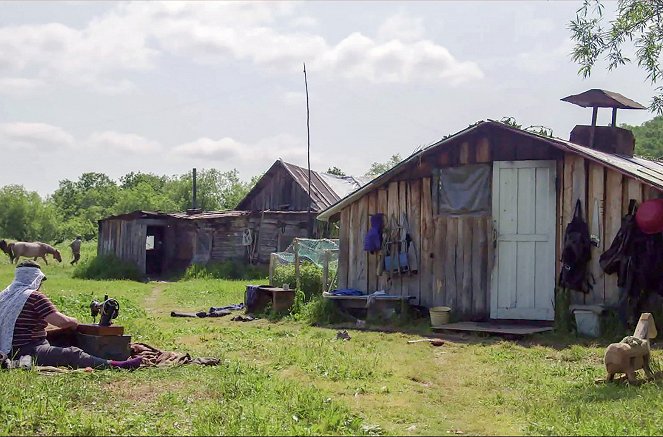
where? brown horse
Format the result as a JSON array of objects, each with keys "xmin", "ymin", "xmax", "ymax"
[
  {"xmin": 10, "ymin": 242, "xmax": 62, "ymax": 265},
  {"xmin": 0, "ymin": 239, "xmax": 13, "ymax": 262}
]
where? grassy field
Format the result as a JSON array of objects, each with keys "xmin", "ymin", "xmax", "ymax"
[{"xmin": 1, "ymin": 242, "xmax": 663, "ymax": 435}]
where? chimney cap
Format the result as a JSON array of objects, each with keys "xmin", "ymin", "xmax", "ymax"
[{"xmin": 561, "ymin": 89, "xmax": 646, "ymax": 110}]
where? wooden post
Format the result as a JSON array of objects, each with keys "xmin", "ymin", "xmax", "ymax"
[
  {"xmin": 611, "ymin": 107, "xmax": 617, "ymax": 127},
  {"xmin": 294, "ymin": 238, "xmax": 300, "ymax": 291},
  {"xmin": 634, "ymin": 313, "xmax": 657, "ymax": 340},
  {"xmin": 269, "ymin": 253, "xmax": 277, "ymax": 286},
  {"xmin": 589, "ymin": 106, "xmax": 598, "ymax": 148},
  {"xmin": 322, "ymin": 249, "xmax": 330, "ymax": 293}
]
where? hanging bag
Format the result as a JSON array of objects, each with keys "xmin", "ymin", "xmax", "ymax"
[
  {"xmin": 599, "ymin": 199, "xmax": 637, "ymax": 275},
  {"xmin": 559, "ymin": 200, "xmax": 592, "ymax": 292}
]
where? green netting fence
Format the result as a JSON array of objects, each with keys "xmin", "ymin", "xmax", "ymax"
[{"xmin": 269, "ymin": 238, "xmax": 339, "ymax": 293}]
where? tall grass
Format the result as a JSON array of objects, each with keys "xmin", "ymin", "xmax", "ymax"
[
  {"xmin": 73, "ymin": 254, "xmax": 142, "ymax": 281},
  {"xmin": 183, "ymin": 260, "xmax": 268, "ymax": 281},
  {"xmin": 273, "ymin": 263, "xmax": 326, "ymax": 300}
]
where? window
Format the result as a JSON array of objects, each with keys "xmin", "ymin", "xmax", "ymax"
[{"xmin": 433, "ymin": 164, "xmax": 491, "ymax": 215}]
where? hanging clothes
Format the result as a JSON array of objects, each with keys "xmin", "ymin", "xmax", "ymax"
[{"xmin": 364, "ymin": 213, "xmax": 383, "ymax": 253}]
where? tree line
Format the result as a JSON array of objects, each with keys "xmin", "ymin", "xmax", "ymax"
[
  {"xmin": 0, "ymin": 169, "xmax": 258, "ymax": 243},
  {"xmin": 0, "ymin": 154, "xmax": 403, "ymax": 244}
]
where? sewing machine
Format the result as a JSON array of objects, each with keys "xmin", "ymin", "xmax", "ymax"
[{"xmin": 75, "ymin": 295, "xmax": 131, "ymax": 360}]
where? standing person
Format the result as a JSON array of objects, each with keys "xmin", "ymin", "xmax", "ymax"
[
  {"xmin": 69, "ymin": 236, "xmax": 82, "ymax": 265},
  {"xmin": 0, "ymin": 260, "xmax": 141, "ymax": 369}
]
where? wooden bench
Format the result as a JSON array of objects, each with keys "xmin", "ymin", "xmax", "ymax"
[{"xmin": 323, "ymin": 293, "xmax": 414, "ymax": 319}]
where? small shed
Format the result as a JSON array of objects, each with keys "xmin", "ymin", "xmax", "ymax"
[{"xmin": 318, "ymin": 92, "xmax": 663, "ymax": 322}]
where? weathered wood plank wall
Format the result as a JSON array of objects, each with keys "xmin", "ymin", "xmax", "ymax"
[
  {"xmin": 419, "ymin": 178, "xmax": 434, "ymax": 306},
  {"xmin": 98, "ymin": 218, "xmax": 149, "ymax": 274}
]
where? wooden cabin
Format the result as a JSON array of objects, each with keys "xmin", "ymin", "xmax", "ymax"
[
  {"xmin": 318, "ymin": 108, "xmax": 663, "ymax": 322},
  {"xmin": 97, "ymin": 160, "xmax": 368, "ymax": 276}
]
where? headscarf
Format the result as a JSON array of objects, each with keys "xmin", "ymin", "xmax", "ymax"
[{"xmin": 0, "ymin": 265, "xmax": 46, "ymax": 354}]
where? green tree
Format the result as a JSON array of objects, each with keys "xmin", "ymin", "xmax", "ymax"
[
  {"xmin": 114, "ymin": 182, "xmax": 179, "ymax": 214},
  {"xmin": 119, "ymin": 172, "xmax": 168, "ymax": 191},
  {"xmin": 365, "ymin": 154, "xmax": 403, "ymax": 177},
  {"xmin": 326, "ymin": 166, "xmax": 346, "ymax": 176},
  {"xmin": 570, "ymin": 0, "xmax": 663, "ymax": 112},
  {"xmin": 165, "ymin": 168, "xmax": 257, "ymax": 211},
  {"xmin": 622, "ymin": 115, "xmax": 663, "ymax": 158},
  {"xmin": 0, "ymin": 185, "xmax": 58, "ymax": 242}
]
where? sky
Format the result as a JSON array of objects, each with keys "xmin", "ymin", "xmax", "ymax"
[{"xmin": 0, "ymin": 1, "xmax": 658, "ymax": 196}]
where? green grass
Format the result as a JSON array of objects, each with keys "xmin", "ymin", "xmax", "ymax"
[{"xmin": 2, "ymin": 243, "xmax": 663, "ymax": 435}]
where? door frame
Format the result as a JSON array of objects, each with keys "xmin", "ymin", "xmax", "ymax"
[{"xmin": 490, "ymin": 160, "xmax": 557, "ymax": 320}]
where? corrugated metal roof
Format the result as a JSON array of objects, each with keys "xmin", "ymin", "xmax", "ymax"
[
  {"xmin": 100, "ymin": 209, "xmax": 311, "ymax": 223},
  {"xmin": 99, "ymin": 210, "xmax": 252, "ymax": 222},
  {"xmin": 561, "ymin": 89, "xmax": 646, "ymax": 109},
  {"xmin": 281, "ymin": 161, "xmax": 340, "ymax": 210},
  {"xmin": 317, "ymin": 120, "xmax": 663, "ymax": 221},
  {"xmin": 282, "ymin": 161, "xmax": 369, "ymax": 210}
]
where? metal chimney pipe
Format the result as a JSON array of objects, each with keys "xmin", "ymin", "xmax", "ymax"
[{"xmin": 192, "ymin": 168, "xmax": 197, "ymax": 210}]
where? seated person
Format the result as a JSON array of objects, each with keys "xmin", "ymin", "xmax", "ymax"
[{"xmin": 0, "ymin": 260, "xmax": 141, "ymax": 369}]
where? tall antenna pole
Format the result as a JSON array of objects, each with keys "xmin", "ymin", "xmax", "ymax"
[
  {"xmin": 304, "ymin": 62, "xmax": 312, "ymax": 237},
  {"xmin": 192, "ymin": 167, "xmax": 197, "ymax": 210}
]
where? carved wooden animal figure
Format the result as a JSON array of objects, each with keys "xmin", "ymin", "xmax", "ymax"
[
  {"xmin": 10, "ymin": 242, "xmax": 62, "ymax": 265},
  {"xmin": 604, "ymin": 313, "xmax": 657, "ymax": 384}
]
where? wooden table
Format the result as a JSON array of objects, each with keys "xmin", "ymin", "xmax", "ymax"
[{"xmin": 247, "ymin": 286, "xmax": 296, "ymax": 313}]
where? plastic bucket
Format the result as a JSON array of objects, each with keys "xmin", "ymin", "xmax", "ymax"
[
  {"xmin": 573, "ymin": 309, "xmax": 601, "ymax": 337},
  {"xmin": 429, "ymin": 306, "xmax": 451, "ymax": 326}
]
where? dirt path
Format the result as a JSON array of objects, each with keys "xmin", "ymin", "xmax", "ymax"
[{"xmin": 144, "ymin": 283, "xmax": 166, "ymax": 313}]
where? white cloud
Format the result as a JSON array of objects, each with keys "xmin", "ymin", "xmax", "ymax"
[
  {"xmin": 0, "ymin": 122, "xmax": 164, "ymax": 156},
  {"xmin": 87, "ymin": 131, "xmax": 161, "ymax": 154},
  {"xmin": 0, "ymin": 15, "xmax": 157, "ymax": 93},
  {"xmin": 0, "ymin": 77, "xmax": 45, "ymax": 96},
  {"xmin": 0, "ymin": 122, "xmax": 75, "ymax": 149},
  {"xmin": 171, "ymin": 137, "xmax": 244, "ymax": 160},
  {"xmin": 170, "ymin": 133, "xmax": 312, "ymax": 169},
  {"xmin": 317, "ymin": 33, "xmax": 483, "ymax": 84},
  {"xmin": 0, "ymin": 2, "xmax": 482, "ymax": 92},
  {"xmin": 377, "ymin": 14, "xmax": 425, "ymax": 42}
]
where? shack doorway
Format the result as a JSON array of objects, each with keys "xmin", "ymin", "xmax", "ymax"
[
  {"xmin": 146, "ymin": 225, "xmax": 165, "ymax": 276},
  {"xmin": 490, "ymin": 160, "xmax": 557, "ymax": 320}
]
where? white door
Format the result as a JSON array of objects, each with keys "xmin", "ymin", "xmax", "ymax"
[{"xmin": 491, "ymin": 160, "xmax": 557, "ymax": 320}]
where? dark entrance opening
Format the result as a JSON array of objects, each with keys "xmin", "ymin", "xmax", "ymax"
[{"xmin": 146, "ymin": 226, "xmax": 165, "ymax": 276}]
